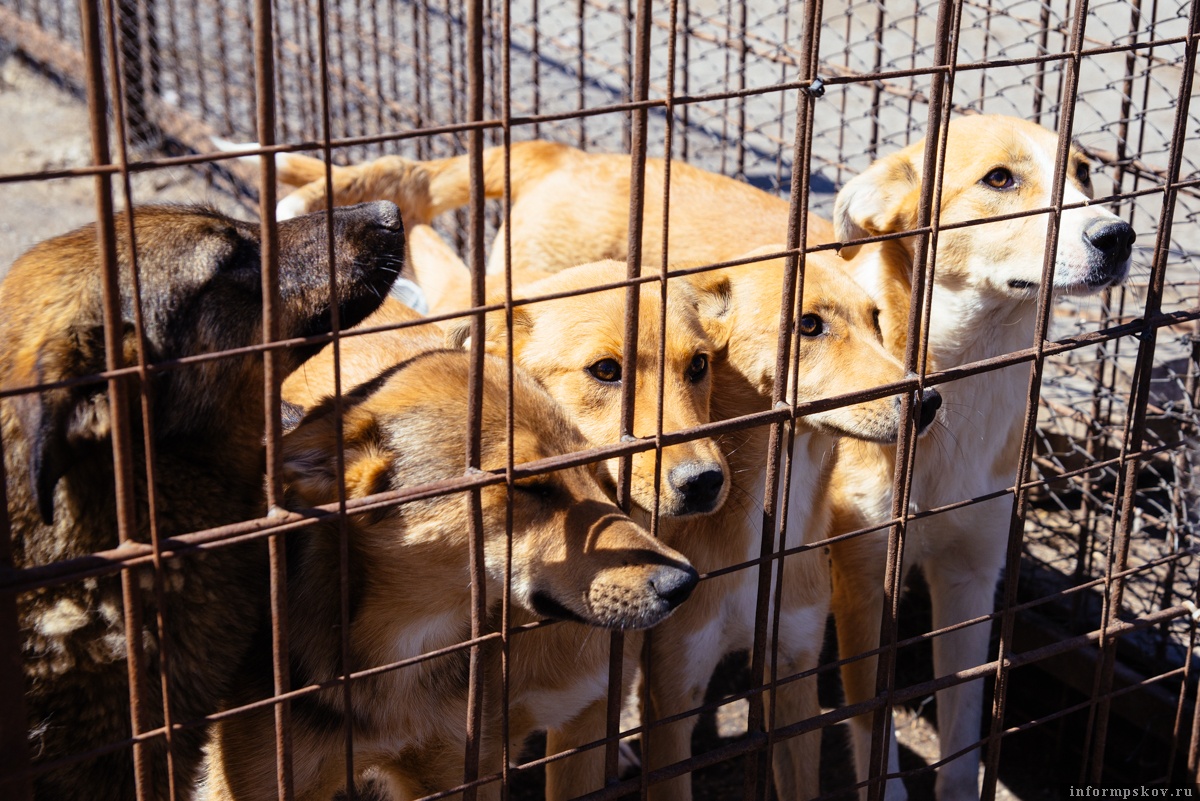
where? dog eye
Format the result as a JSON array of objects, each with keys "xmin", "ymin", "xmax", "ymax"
[
  {"xmin": 798, "ymin": 314, "xmax": 824, "ymax": 337},
  {"xmin": 513, "ymin": 479, "xmax": 560, "ymax": 501},
  {"xmin": 686, "ymin": 353, "xmax": 708, "ymax": 382},
  {"xmin": 981, "ymin": 167, "xmax": 1015, "ymax": 190},
  {"xmin": 587, "ymin": 358, "xmax": 622, "ymax": 383},
  {"xmin": 1075, "ymin": 161, "xmax": 1091, "ymax": 187},
  {"xmin": 871, "ymin": 309, "xmax": 883, "ymax": 341}
]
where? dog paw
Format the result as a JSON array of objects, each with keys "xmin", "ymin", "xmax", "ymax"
[{"xmin": 276, "ymin": 193, "xmax": 309, "ymax": 221}]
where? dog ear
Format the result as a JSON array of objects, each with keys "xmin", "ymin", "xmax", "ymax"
[
  {"xmin": 282, "ymin": 406, "xmax": 391, "ymax": 509},
  {"xmin": 684, "ymin": 271, "xmax": 734, "ymax": 352},
  {"xmin": 12, "ymin": 323, "xmax": 139, "ymax": 525},
  {"xmin": 833, "ymin": 150, "xmax": 921, "ymax": 260},
  {"xmin": 444, "ymin": 307, "xmax": 532, "ymax": 355}
]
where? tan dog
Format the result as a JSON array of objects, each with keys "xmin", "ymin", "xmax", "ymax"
[
  {"xmin": 202, "ymin": 338, "xmax": 700, "ymax": 801},
  {"xmin": 827, "ymin": 115, "xmax": 1135, "ymax": 800},
  {"xmin": 246, "ymin": 139, "xmax": 835, "ymax": 274},
  {"xmin": 2, "ymin": 202, "xmax": 404, "ymax": 800},
  {"xmin": 619, "ymin": 248, "xmax": 935, "ymax": 801}
]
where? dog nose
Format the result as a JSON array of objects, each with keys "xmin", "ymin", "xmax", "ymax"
[
  {"xmin": 359, "ymin": 200, "xmax": 405, "ymax": 232},
  {"xmin": 916, "ymin": 387, "xmax": 942, "ymax": 433},
  {"xmin": 650, "ymin": 564, "xmax": 700, "ymax": 611},
  {"xmin": 668, "ymin": 463, "xmax": 725, "ymax": 514},
  {"xmin": 1085, "ymin": 219, "xmax": 1135, "ymax": 265}
]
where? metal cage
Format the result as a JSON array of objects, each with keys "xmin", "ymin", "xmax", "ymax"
[{"xmin": 1, "ymin": 0, "xmax": 1198, "ymax": 798}]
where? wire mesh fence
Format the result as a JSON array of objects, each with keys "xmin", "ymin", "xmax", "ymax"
[{"xmin": 0, "ymin": 0, "xmax": 1198, "ymax": 798}]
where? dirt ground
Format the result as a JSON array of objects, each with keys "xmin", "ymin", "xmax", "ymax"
[{"xmin": 0, "ymin": 52, "xmax": 246, "ymax": 278}]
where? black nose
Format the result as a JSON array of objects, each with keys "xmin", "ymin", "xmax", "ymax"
[
  {"xmin": 358, "ymin": 200, "xmax": 404, "ymax": 232},
  {"xmin": 917, "ymin": 387, "xmax": 942, "ymax": 433},
  {"xmin": 650, "ymin": 564, "xmax": 700, "ymax": 611},
  {"xmin": 668, "ymin": 463, "xmax": 725, "ymax": 514},
  {"xmin": 1085, "ymin": 219, "xmax": 1135, "ymax": 265}
]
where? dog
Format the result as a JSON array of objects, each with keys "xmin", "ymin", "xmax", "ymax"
[
  {"xmin": 1, "ymin": 202, "xmax": 405, "ymax": 800},
  {"xmin": 637, "ymin": 248, "xmax": 938, "ymax": 801},
  {"xmin": 201, "ymin": 331, "xmax": 700, "ymax": 800},
  {"xmin": 826, "ymin": 114, "xmax": 1135, "ymax": 799},
  {"xmin": 240, "ymin": 139, "xmax": 836, "ymax": 275}
]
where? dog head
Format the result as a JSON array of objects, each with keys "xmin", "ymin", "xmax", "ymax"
[
  {"xmin": 446, "ymin": 261, "xmax": 731, "ymax": 518},
  {"xmin": 282, "ymin": 351, "xmax": 699, "ymax": 629},
  {"xmin": 0, "ymin": 202, "xmax": 404, "ymax": 525},
  {"xmin": 690, "ymin": 249, "xmax": 940, "ymax": 443},
  {"xmin": 834, "ymin": 114, "xmax": 1134, "ymax": 301}
]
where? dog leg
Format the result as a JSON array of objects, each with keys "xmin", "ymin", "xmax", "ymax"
[
  {"xmin": 642, "ymin": 662, "xmax": 707, "ymax": 801},
  {"xmin": 765, "ymin": 658, "xmax": 821, "ymax": 801},
  {"xmin": 765, "ymin": 579, "xmax": 829, "ymax": 800},
  {"xmin": 831, "ymin": 542, "xmax": 907, "ymax": 801},
  {"xmin": 545, "ymin": 698, "xmax": 610, "ymax": 801},
  {"xmin": 275, "ymin": 156, "xmax": 422, "ymax": 220},
  {"xmin": 924, "ymin": 543, "xmax": 1002, "ymax": 801}
]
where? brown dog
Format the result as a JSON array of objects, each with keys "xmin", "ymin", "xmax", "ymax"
[
  {"xmin": 2, "ymin": 202, "xmax": 404, "ymax": 800},
  {"xmin": 202, "ymin": 329, "xmax": 700, "ymax": 800}
]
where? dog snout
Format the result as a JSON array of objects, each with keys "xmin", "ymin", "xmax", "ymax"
[
  {"xmin": 668, "ymin": 463, "xmax": 726, "ymax": 515},
  {"xmin": 1084, "ymin": 218, "xmax": 1135, "ymax": 283},
  {"xmin": 650, "ymin": 563, "xmax": 700, "ymax": 611},
  {"xmin": 916, "ymin": 386, "xmax": 942, "ymax": 434},
  {"xmin": 358, "ymin": 200, "xmax": 405, "ymax": 232}
]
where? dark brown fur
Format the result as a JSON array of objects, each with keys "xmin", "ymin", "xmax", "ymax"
[{"xmin": 1, "ymin": 201, "xmax": 404, "ymax": 800}]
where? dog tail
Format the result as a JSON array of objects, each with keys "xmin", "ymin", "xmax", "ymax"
[
  {"xmin": 210, "ymin": 137, "xmax": 336, "ymax": 188},
  {"xmin": 274, "ymin": 140, "xmax": 575, "ymax": 222}
]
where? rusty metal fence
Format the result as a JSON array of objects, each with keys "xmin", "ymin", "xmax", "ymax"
[{"xmin": 1, "ymin": 0, "xmax": 1199, "ymax": 798}]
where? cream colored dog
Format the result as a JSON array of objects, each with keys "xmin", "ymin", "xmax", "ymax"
[{"xmin": 827, "ymin": 114, "xmax": 1134, "ymax": 800}]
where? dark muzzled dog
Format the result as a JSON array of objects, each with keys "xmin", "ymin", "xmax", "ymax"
[{"xmin": 1, "ymin": 201, "xmax": 403, "ymax": 800}]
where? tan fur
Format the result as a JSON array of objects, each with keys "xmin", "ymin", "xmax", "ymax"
[
  {"xmin": 271, "ymin": 141, "xmax": 836, "ymax": 275},
  {"xmin": 828, "ymin": 115, "xmax": 1134, "ymax": 800},
  {"xmin": 2, "ymin": 202, "xmax": 405, "ymax": 800},
  {"xmin": 203, "ymin": 344, "xmax": 699, "ymax": 801}
]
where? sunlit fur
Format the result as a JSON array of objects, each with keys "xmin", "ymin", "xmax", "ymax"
[
  {"xmin": 399, "ymin": 226, "xmax": 916, "ymax": 799},
  {"xmin": 829, "ymin": 115, "xmax": 1134, "ymax": 801},
  {"xmin": 202, "ymin": 316, "xmax": 698, "ymax": 801},
  {"xmin": 265, "ymin": 140, "xmax": 836, "ymax": 275}
]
